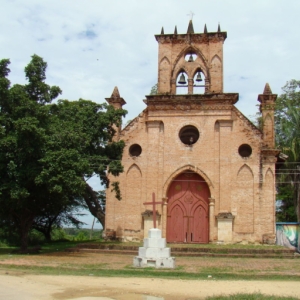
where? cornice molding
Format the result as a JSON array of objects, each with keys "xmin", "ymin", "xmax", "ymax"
[
  {"xmin": 261, "ymin": 148, "xmax": 281, "ymax": 157},
  {"xmin": 144, "ymin": 93, "xmax": 238, "ymax": 111},
  {"xmin": 155, "ymin": 32, "xmax": 227, "ymax": 44}
]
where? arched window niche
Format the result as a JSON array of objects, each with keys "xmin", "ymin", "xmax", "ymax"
[
  {"xmin": 176, "ymin": 70, "xmax": 188, "ymax": 95},
  {"xmin": 193, "ymin": 69, "xmax": 206, "ymax": 94}
]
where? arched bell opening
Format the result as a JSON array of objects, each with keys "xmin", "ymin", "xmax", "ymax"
[
  {"xmin": 185, "ymin": 53, "xmax": 197, "ymax": 62},
  {"xmin": 176, "ymin": 70, "xmax": 188, "ymax": 95},
  {"xmin": 193, "ymin": 69, "xmax": 206, "ymax": 94}
]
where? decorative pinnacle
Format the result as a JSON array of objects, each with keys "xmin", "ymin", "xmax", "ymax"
[
  {"xmin": 174, "ymin": 25, "xmax": 178, "ymax": 35},
  {"xmin": 187, "ymin": 20, "xmax": 194, "ymax": 34},
  {"xmin": 218, "ymin": 23, "xmax": 221, "ymax": 32},
  {"xmin": 161, "ymin": 27, "xmax": 164, "ymax": 34},
  {"xmin": 204, "ymin": 24, "xmax": 207, "ymax": 34},
  {"xmin": 263, "ymin": 83, "xmax": 272, "ymax": 95},
  {"xmin": 106, "ymin": 86, "xmax": 126, "ymax": 107},
  {"xmin": 111, "ymin": 86, "xmax": 120, "ymax": 98}
]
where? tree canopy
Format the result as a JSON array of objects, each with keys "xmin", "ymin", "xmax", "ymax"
[
  {"xmin": 275, "ymin": 80, "xmax": 300, "ymax": 222},
  {"xmin": 0, "ymin": 55, "xmax": 126, "ymax": 250}
]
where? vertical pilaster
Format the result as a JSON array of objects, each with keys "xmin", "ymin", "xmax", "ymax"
[
  {"xmin": 188, "ymin": 78, "xmax": 193, "ymax": 94},
  {"xmin": 218, "ymin": 120, "xmax": 233, "ymax": 212},
  {"xmin": 205, "ymin": 78, "xmax": 210, "ymax": 93},
  {"xmin": 260, "ymin": 150, "xmax": 279, "ymax": 240},
  {"xmin": 171, "ymin": 79, "xmax": 176, "ymax": 94},
  {"xmin": 162, "ymin": 197, "xmax": 168, "ymax": 238},
  {"xmin": 209, "ymin": 197, "xmax": 215, "ymax": 242},
  {"xmin": 146, "ymin": 120, "xmax": 163, "ymax": 229}
]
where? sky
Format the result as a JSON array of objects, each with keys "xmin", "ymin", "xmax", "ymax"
[{"xmin": 1, "ymin": 0, "xmax": 300, "ymax": 228}]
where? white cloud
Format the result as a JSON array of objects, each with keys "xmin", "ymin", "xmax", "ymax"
[{"xmin": 2, "ymin": 0, "xmax": 300, "ymax": 226}]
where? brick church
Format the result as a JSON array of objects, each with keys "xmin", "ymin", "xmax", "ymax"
[{"xmin": 104, "ymin": 20, "xmax": 280, "ymax": 244}]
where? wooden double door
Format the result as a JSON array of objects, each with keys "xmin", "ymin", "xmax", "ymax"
[{"xmin": 167, "ymin": 172, "xmax": 209, "ymax": 243}]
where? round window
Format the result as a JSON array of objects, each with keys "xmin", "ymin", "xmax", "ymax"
[
  {"xmin": 179, "ymin": 125, "xmax": 200, "ymax": 145},
  {"xmin": 129, "ymin": 144, "xmax": 142, "ymax": 157},
  {"xmin": 238, "ymin": 144, "xmax": 252, "ymax": 158}
]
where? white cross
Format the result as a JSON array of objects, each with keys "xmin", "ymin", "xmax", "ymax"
[{"xmin": 187, "ymin": 11, "xmax": 195, "ymax": 20}]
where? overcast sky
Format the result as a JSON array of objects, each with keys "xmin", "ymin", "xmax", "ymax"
[{"xmin": 1, "ymin": 0, "xmax": 300, "ymax": 228}]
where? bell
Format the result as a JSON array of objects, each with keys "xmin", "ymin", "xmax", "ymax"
[
  {"xmin": 195, "ymin": 72, "xmax": 202, "ymax": 82},
  {"xmin": 188, "ymin": 54, "xmax": 194, "ymax": 62},
  {"xmin": 178, "ymin": 73, "xmax": 187, "ymax": 85}
]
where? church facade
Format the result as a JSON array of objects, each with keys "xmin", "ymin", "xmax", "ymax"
[{"xmin": 105, "ymin": 21, "xmax": 280, "ymax": 244}]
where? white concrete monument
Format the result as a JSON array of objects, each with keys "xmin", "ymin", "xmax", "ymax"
[
  {"xmin": 133, "ymin": 193, "xmax": 175, "ymax": 268},
  {"xmin": 133, "ymin": 228, "xmax": 175, "ymax": 268}
]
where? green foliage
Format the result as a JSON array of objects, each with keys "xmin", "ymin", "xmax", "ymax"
[
  {"xmin": 149, "ymin": 83, "xmax": 158, "ymax": 95},
  {"xmin": 50, "ymin": 228, "xmax": 69, "ymax": 241},
  {"xmin": 275, "ymin": 80, "xmax": 300, "ymax": 222},
  {"xmin": 0, "ymin": 56, "xmax": 58, "ymax": 250},
  {"xmin": 63, "ymin": 227, "xmax": 103, "ymax": 241},
  {"xmin": 0, "ymin": 55, "xmax": 126, "ymax": 250},
  {"xmin": 28, "ymin": 229, "xmax": 45, "ymax": 245},
  {"xmin": 73, "ymin": 230, "xmax": 89, "ymax": 241},
  {"xmin": 276, "ymin": 185, "xmax": 297, "ymax": 222}
]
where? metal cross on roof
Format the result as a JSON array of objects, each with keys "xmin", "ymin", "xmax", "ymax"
[
  {"xmin": 143, "ymin": 192, "xmax": 163, "ymax": 229},
  {"xmin": 187, "ymin": 11, "xmax": 195, "ymax": 20}
]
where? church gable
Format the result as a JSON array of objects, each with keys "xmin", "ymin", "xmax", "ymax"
[{"xmin": 104, "ymin": 20, "xmax": 279, "ymax": 245}]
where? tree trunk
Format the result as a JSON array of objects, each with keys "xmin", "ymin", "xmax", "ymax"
[
  {"xmin": 18, "ymin": 215, "xmax": 34, "ymax": 253},
  {"xmin": 44, "ymin": 230, "xmax": 52, "ymax": 242},
  {"xmin": 90, "ymin": 217, "xmax": 95, "ymax": 240},
  {"xmin": 20, "ymin": 227, "xmax": 30, "ymax": 252},
  {"xmin": 83, "ymin": 182, "xmax": 105, "ymax": 228}
]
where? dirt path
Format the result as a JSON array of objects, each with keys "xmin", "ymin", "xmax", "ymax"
[{"xmin": 0, "ymin": 272, "xmax": 300, "ymax": 300}]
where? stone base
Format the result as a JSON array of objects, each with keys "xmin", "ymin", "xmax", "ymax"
[
  {"xmin": 216, "ymin": 212, "xmax": 234, "ymax": 242},
  {"xmin": 133, "ymin": 256, "xmax": 175, "ymax": 268},
  {"xmin": 133, "ymin": 228, "xmax": 175, "ymax": 269},
  {"xmin": 262, "ymin": 233, "xmax": 276, "ymax": 245}
]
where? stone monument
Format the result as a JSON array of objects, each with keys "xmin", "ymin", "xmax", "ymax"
[{"xmin": 133, "ymin": 193, "xmax": 175, "ymax": 268}]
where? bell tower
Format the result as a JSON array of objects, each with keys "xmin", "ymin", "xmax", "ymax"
[{"xmin": 155, "ymin": 20, "xmax": 227, "ymax": 95}]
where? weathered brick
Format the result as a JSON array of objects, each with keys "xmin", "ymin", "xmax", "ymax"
[{"xmin": 105, "ymin": 21, "xmax": 278, "ymax": 244}]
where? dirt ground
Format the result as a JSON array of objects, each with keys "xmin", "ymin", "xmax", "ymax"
[
  {"xmin": 1, "ymin": 272, "xmax": 300, "ymax": 300},
  {"xmin": 0, "ymin": 251, "xmax": 300, "ymax": 299}
]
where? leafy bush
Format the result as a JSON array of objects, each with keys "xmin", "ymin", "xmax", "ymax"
[
  {"xmin": 51, "ymin": 228, "xmax": 69, "ymax": 241},
  {"xmin": 73, "ymin": 230, "xmax": 89, "ymax": 241},
  {"xmin": 28, "ymin": 229, "xmax": 45, "ymax": 245}
]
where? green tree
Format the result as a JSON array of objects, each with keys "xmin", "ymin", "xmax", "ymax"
[
  {"xmin": 32, "ymin": 197, "xmax": 85, "ymax": 242},
  {"xmin": 150, "ymin": 83, "xmax": 158, "ymax": 95},
  {"xmin": 275, "ymin": 80, "xmax": 300, "ymax": 222},
  {"xmin": 40, "ymin": 99, "xmax": 125, "ymax": 227},
  {"xmin": 0, "ymin": 55, "xmax": 126, "ymax": 251},
  {"xmin": 0, "ymin": 55, "xmax": 62, "ymax": 251}
]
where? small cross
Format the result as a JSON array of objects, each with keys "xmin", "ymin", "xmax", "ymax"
[
  {"xmin": 187, "ymin": 11, "xmax": 195, "ymax": 20},
  {"xmin": 143, "ymin": 192, "xmax": 163, "ymax": 229}
]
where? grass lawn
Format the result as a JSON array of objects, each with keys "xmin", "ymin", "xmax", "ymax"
[{"xmin": 0, "ymin": 240, "xmax": 299, "ymax": 281}]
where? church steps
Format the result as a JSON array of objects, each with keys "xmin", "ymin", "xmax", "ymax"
[{"xmin": 65, "ymin": 244, "xmax": 299, "ymax": 259}]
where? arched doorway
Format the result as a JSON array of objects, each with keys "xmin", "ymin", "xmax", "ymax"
[{"xmin": 167, "ymin": 171, "xmax": 210, "ymax": 243}]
